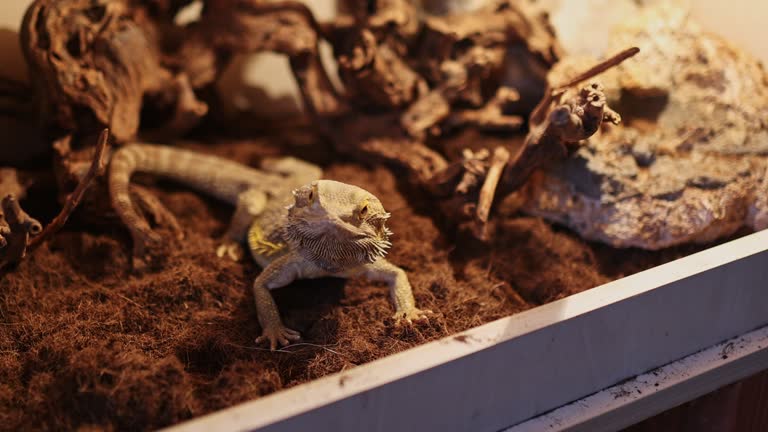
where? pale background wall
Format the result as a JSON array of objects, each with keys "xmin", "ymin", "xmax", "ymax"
[
  {"xmin": 551, "ymin": 0, "xmax": 768, "ymax": 61},
  {"xmin": 0, "ymin": 0, "xmax": 33, "ymax": 82},
  {"xmin": 1, "ymin": 0, "xmax": 766, "ymax": 108},
  {"xmin": 693, "ymin": 0, "xmax": 768, "ymax": 62}
]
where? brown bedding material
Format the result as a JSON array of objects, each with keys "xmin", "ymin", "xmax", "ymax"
[{"xmin": 0, "ymin": 137, "xmax": 715, "ymax": 431}]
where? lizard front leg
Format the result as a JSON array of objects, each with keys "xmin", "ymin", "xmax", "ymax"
[
  {"xmin": 216, "ymin": 189, "xmax": 267, "ymax": 261},
  {"xmin": 357, "ymin": 259, "xmax": 432, "ymax": 324},
  {"xmin": 252, "ymin": 251, "xmax": 313, "ymax": 350}
]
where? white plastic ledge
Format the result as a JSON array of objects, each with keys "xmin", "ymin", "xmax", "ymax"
[
  {"xmin": 507, "ymin": 324, "xmax": 768, "ymax": 431},
  {"xmin": 165, "ymin": 230, "xmax": 768, "ymax": 432}
]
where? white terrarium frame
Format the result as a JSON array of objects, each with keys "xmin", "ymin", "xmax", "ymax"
[
  {"xmin": 165, "ymin": 229, "xmax": 768, "ymax": 432},
  {"xmin": 0, "ymin": 2, "xmax": 765, "ymax": 431}
]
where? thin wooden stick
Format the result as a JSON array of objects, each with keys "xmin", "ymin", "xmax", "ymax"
[
  {"xmin": 529, "ymin": 47, "xmax": 640, "ymax": 126},
  {"xmin": 554, "ymin": 47, "xmax": 640, "ymax": 91},
  {"xmin": 28, "ymin": 129, "xmax": 110, "ymax": 250},
  {"xmin": 474, "ymin": 146, "xmax": 511, "ymax": 239}
]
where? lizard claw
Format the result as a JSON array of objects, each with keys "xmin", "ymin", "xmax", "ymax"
[
  {"xmin": 130, "ymin": 228, "xmax": 164, "ymax": 272},
  {"xmin": 393, "ymin": 308, "xmax": 433, "ymax": 326},
  {"xmin": 216, "ymin": 241, "xmax": 244, "ymax": 262},
  {"xmin": 256, "ymin": 325, "xmax": 301, "ymax": 351},
  {"xmin": 131, "ymin": 185, "xmax": 185, "ymax": 240}
]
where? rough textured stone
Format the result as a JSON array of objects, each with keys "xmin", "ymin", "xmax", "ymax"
[{"xmin": 522, "ymin": 5, "xmax": 768, "ymax": 249}]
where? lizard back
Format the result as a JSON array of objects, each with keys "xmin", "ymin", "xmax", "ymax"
[{"xmin": 109, "ymin": 143, "xmax": 322, "ymax": 264}]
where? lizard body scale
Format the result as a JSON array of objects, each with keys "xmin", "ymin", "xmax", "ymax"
[{"xmin": 109, "ymin": 143, "xmax": 430, "ymax": 349}]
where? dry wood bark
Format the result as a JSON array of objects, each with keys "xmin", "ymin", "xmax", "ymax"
[
  {"xmin": 28, "ymin": 129, "xmax": 109, "ymax": 250},
  {"xmin": 22, "ymin": 0, "xmax": 171, "ymax": 139},
  {"xmin": 7, "ymin": 0, "xmax": 633, "ymax": 247}
]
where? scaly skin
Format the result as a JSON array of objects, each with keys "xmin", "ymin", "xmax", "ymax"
[{"xmin": 109, "ymin": 143, "xmax": 430, "ymax": 350}]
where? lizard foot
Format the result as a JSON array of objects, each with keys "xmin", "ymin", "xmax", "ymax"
[
  {"xmin": 216, "ymin": 240, "xmax": 244, "ymax": 262},
  {"xmin": 393, "ymin": 307, "xmax": 433, "ymax": 326},
  {"xmin": 131, "ymin": 185, "xmax": 184, "ymax": 240},
  {"xmin": 256, "ymin": 324, "xmax": 301, "ymax": 351},
  {"xmin": 130, "ymin": 228, "xmax": 164, "ymax": 272}
]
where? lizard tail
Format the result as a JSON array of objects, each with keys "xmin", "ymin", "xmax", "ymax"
[{"xmin": 108, "ymin": 143, "xmax": 273, "ymax": 255}]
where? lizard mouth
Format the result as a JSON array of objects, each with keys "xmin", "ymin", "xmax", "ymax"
[
  {"xmin": 351, "ymin": 225, "xmax": 392, "ymax": 261},
  {"xmin": 283, "ymin": 217, "xmax": 392, "ymax": 272}
]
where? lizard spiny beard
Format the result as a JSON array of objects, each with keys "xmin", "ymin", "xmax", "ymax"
[{"xmin": 282, "ymin": 219, "xmax": 392, "ymax": 273}]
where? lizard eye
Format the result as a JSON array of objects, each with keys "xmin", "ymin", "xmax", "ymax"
[
  {"xmin": 308, "ymin": 183, "xmax": 319, "ymax": 205},
  {"xmin": 292, "ymin": 184, "xmax": 317, "ymax": 208},
  {"xmin": 358, "ymin": 199, "xmax": 369, "ymax": 219}
]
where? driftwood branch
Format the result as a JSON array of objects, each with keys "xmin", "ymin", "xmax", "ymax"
[
  {"xmin": 10, "ymin": 0, "xmax": 638, "ymax": 247},
  {"xmin": 429, "ymin": 47, "xmax": 640, "ymax": 240},
  {"xmin": 28, "ymin": 129, "xmax": 109, "ymax": 250},
  {"xmin": 0, "ymin": 195, "xmax": 42, "ymax": 269},
  {"xmin": 529, "ymin": 47, "xmax": 639, "ymax": 126},
  {"xmin": 475, "ymin": 146, "xmax": 511, "ymax": 235},
  {"xmin": 507, "ymin": 47, "xmax": 641, "ymax": 186},
  {"xmin": 555, "ymin": 46, "xmax": 640, "ymax": 91}
]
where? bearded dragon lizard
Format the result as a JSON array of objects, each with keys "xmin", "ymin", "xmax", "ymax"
[{"xmin": 108, "ymin": 143, "xmax": 430, "ymax": 349}]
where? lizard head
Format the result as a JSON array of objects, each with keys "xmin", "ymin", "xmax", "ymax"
[{"xmin": 283, "ymin": 180, "xmax": 393, "ymax": 272}]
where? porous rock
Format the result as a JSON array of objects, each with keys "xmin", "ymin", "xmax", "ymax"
[{"xmin": 522, "ymin": 5, "xmax": 768, "ymax": 249}]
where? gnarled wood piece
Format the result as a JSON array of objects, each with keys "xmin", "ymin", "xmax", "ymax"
[
  {"xmin": 330, "ymin": 113, "xmax": 448, "ymax": 185},
  {"xmin": 325, "ymin": 1, "xmax": 426, "ymax": 111},
  {"xmin": 400, "ymin": 61, "xmax": 466, "ymax": 139},
  {"xmin": 442, "ymin": 86, "xmax": 524, "ymax": 134},
  {"xmin": 29, "ymin": 129, "xmax": 109, "ymax": 251},
  {"xmin": 0, "ymin": 169, "xmax": 35, "ymax": 258},
  {"xmin": 403, "ymin": 0, "xmax": 561, "ymax": 139},
  {"xmin": 502, "ymin": 48, "xmax": 637, "ymax": 194},
  {"xmin": 340, "ymin": 0, "xmax": 420, "ymax": 52},
  {"xmin": 419, "ymin": 1, "xmax": 562, "ymax": 78},
  {"xmin": 335, "ymin": 27, "xmax": 426, "ymax": 109},
  {"xmin": 0, "ymin": 195, "xmax": 42, "ymax": 269},
  {"xmin": 21, "ymin": 0, "xmax": 173, "ymax": 139},
  {"xmin": 202, "ymin": 0, "xmax": 345, "ymax": 117},
  {"xmin": 0, "ymin": 169, "xmax": 27, "ymax": 201},
  {"xmin": 0, "ymin": 130, "xmax": 106, "ymax": 270},
  {"xmin": 425, "ymin": 48, "xmax": 637, "ymax": 240},
  {"xmin": 502, "ymin": 81, "xmax": 621, "ymax": 193}
]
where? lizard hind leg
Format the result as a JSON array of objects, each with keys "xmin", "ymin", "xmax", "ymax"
[
  {"xmin": 113, "ymin": 186, "xmax": 180, "ymax": 272},
  {"xmin": 109, "ymin": 146, "xmax": 164, "ymax": 269},
  {"xmin": 130, "ymin": 185, "xmax": 184, "ymax": 240},
  {"xmin": 122, "ymin": 213, "xmax": 164, "ymax": 272}
]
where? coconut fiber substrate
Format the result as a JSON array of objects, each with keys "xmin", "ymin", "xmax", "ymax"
[{"xmin": 0, "ymin": 136, "xmax": 719, "ymax": 431}]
